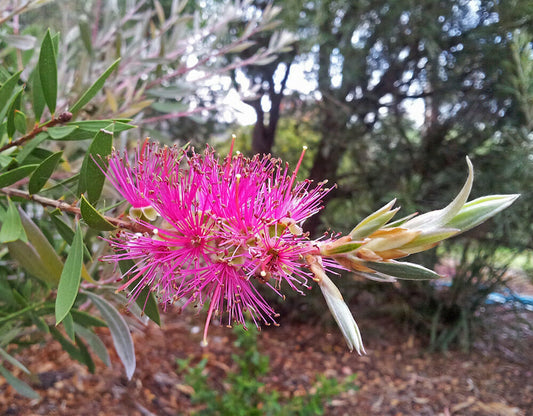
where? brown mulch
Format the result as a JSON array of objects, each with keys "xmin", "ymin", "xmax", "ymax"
[{"xmin": 1, "ymin": 301, "xmax": 532, "ymax": 415}]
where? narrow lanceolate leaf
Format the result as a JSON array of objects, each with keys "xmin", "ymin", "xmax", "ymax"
[
  {"xmin": 78, "ymin": 128, "xmax": 113, "ymax": 203},
  {"xmin": 67, "ymin": 120, "xmax": 134, "ymax": 132},
  {"xmin": 7, "ymin": 209, "xmax": 72, "ymax": 287},
  {"xmin": 0, "ymin": 165, "xmax": 38, "ymax": 188},
  {"xmin": 0, "ymin": 348, "xmax": 31, "ymax": 374},
  {"xmin": 118, "ymin": 257, "xmax": 160, "ymax": 326},
  {"xmin": 0, "ymin": 198, "xmax": 27, "ymax": 243},
  {"xmin": 63, "ymin": 312, "xmax": 75, "ymax": 340},
  {"xmin": 364, "ymin": 260, "xmax": 441, "ymax": 280},
  {"xmin": 445, "ymin": 194, "xmax": 520, "ymax": 232},
  {"xmin": 46, "ymin": 126, "xmax": 78, "ymax": 139},
  {"xmin": 70, "ymin": 58, "xmax": 121, "ymax": 114},
  {"xmin": 0, "ymin": 70, "xmax": 22, "ymax": 120},
  {"xmin": 50, "ymin": 214, "xmax": 93, "ymax": 261},
  {"xmin": 7, "ymin": 240, "xmax": 56, "ymax": 285},
  {"xmin": 55, "ymin": 225, "xmax": 84, "ymax": 324},
  {"xmin": 85, "ymin": 292, "xmax": 136, "ymax": 380},
  {"xmin": 28, "ymin": 151, "xmax": 63, "ymax": 194},
  {"xmin": 0, "ymin": 365, "xmax": 40, "ymax": 400},
  {"xmin": 38, "ymin": 29, "xmax": 57, "ymax": 115},
  {"xmin": 32, "ymin": 68, "xmax": 46, "ymax": 121},
  {"xmin": 7, "ymin": 90, "xmax": 23, "ymax": 138},
  {"xmin": 80, "ymin": 195, "xmax": 116, "ymax": 231},
  {"xmin": 14, "ymin": 110, "xmax": 27, "ymax": 133},
  {"xmin": 78, "ymin": 19, "xmax": 93, "ymax": 55},
  {"xmin": 73, "ymin": 323, "xmax": 111, "ymax": 366}
]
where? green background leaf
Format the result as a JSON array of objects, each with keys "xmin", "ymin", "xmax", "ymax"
[
  {"xmin": 38, "ymin": 29, "xmax": 58, "ymax": 115},
  {"xmin": 118, "ymin": 257, "xmax": 161, "ymax": 326},
  {"xmin": 70, "ymin": 58, "xmax": 121, "ymax": 114},
  {"xmin": 78, "ymin": 128, "xmax": 113, "ymax": 203},
  {"xmin": 86, "ymin": 292, "xmax": 136, "ymax": 380},
  {"xmin": 0, "ymin": 198, "xmax": 27, "ymax": 243},
  {"xmin": 55, "ymin": 224, "xmax": 84, "ymax": 324},
  {"xmin": 80, "ymin": 195, "xmax": 116, "ymax": 231},
  {"xmin": 28, "ymin": 151, "xmax": 63, "ymax": 194},
  {"xmin": 0, "ymin": 165, "xmax": 39, "ymax": 188}
]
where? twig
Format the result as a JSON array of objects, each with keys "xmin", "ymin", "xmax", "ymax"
[
  {"xmin": 0, "ymin": 187, "xmax": 150, "ymax": 234},
  {"xmin": 0, "ymin": 0, "xmax": 32, "ymax": 26},
  {"xmin": 0, "ymin": 112, "xmax": 73, "ymax": 153}
]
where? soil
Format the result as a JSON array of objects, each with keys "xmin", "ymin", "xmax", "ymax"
[{"xmin": 1, "ymin": 296, "xmax": 531, "ymax": 416}]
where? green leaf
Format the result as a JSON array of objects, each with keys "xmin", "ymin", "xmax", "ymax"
[
  {"xmin": 0, "ymin": 348, "xmax": 31, "ymax": 374},
  {"xmin": 78, "ymin": 19, "xmax": 93, "ymax": 55},
  {"xmin": 135, "ymin": 287, "xmax": 161, "ymax": 326},
  {"xmin": 38, "ymin": 29, "xmax": 58, "ymax": 115},
  {"xmin": 32, "ymin": 67, "xmax": 46, "ymax": 121},
  {"xmin": 7, "ymin": 239, "xmax": 57, "ymax": 285},
  {"xmin": 0, "ymin": 164, "xmax": 39, "ymax": 188},
  {"xmin": 0, "ymin": 365, "xmax": 40, "ymax": 400},
  {"xmin": 28, "ymin": 151, "xmax": 63, "ymax": 194},
  {"xmin": 14, "ymin": 110, "xmax": 27, "ymax": 133},
  {"xmin": 86, "ymin": 292, "xmax": 136, "ymax": 379},
  {"xmin": 78, "ymin": 128, "xmax": 113, "ymax": 203},
  {"xmin": 15, "ymin": 132, "xmax": 48, "ymax": 164},
  {"xmin": 63, "ymin": 311, "xmax": 75, "ymax": 340},
  {"xmin": 0, "ymin": 70, "xmax": 22, "ymax": 121},
  {"xmin": 70, "ymin": 58, "xmax": 121, "ymax": 114},
  {"xmin": 67, "ymin": 120, "xmax": 134, "ymax": 132},
  {"xmin": 364, "ymin": 261, "xmax": 441, "ymax": 280},
  {"xmin": 150, "ymin": 101, "xmax": 188, "ymax": 114},
  {"xmin": 71, "ymin": 309, "xmax": 107, "ymax": 327},
  {"xmin": 50, "ymin": 214, "xmax": 92, "ymax": 261},
  {"xmin": 118, "ymin": 257, "xmax": 160, "ymax": 326},
  {"xmin": 49, "ymin": 128, "xmax": 93, "ymax": 141},
  {"xmin": 16, "ymin": 207, "xmax": 63, "ymax": 286},
  {"xmin": 73, "ymin": 323, "xmax": 111, "ymax": 366},
  {"xmin": 46, "ymin": 125, "xmax": 78, "ymax": 139},
  {"xmin": 49, "ymin": 326, "xmax": 87, "ymax": 368},
  {"xmin": 6, "ymin": 89, "xmax": 23, "ymax": 138},
  {"xmin": 75, "ymin": 335, "xmax": 96, "ymax": 373},
  {"xmin": 55, "ymin": 225, "xmax": 84, "ymax": 324},
  {"xmin": 0, "ymin": 197, "xmax": 27, "ymax": 243},
  {"xmin": 80, "ymin": 195, "xmax": 116, "ymax": 231}
]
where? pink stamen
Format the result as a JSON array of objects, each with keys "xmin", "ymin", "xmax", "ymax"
[{"xmin": 288, "ymin": 146, "xmax": 307, "ymax": 192}]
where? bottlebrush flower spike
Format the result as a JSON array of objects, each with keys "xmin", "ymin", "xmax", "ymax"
[
  {"xmin": 103, "ymin": 141, "xmax": 518, "ymax": 352},
  {"xmin": 103, "ymin": 139, "xmax": 332, "ymax": 345}
]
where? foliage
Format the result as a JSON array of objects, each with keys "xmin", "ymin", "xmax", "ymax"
[
  {"xmin": 0, "ymin": 0, "xmax": 290, "ymax": 398},
  {"xmin": 177, "ymin": 325, "xmax": 357, "ymax": 415}
]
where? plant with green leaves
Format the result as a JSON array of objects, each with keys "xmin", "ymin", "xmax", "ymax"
[
  {"xmin": 177, "ymin": 325, "xmax": 358, "ymax": 415},
  {"xmin": 0, "ymin": 0, "xmax": 294, "ymax": 398},
  {"xmin": 0, "ymin": 1, "xmax": 521, "ymax": 405}
]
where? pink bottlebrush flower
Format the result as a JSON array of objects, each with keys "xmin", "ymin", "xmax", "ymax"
[
  {"xmin": 104, "ymin": 139, "xmax": 332, "ymax": 343},
  {"xmin": 103, "ymin": 139, "xmax": 517, "ymax": 355}
]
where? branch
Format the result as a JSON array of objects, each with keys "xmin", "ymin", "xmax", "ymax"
[
  {"xmin": 0, "ymin": 1, "xmax": 32, "ymax": 26},
  {"xmin": 0, "ymin": 112, "xmax": 72, "ymax": 153},
  {"xmin": 0, "ymin": 187, "xmax": 150, "ymax": 234}
]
